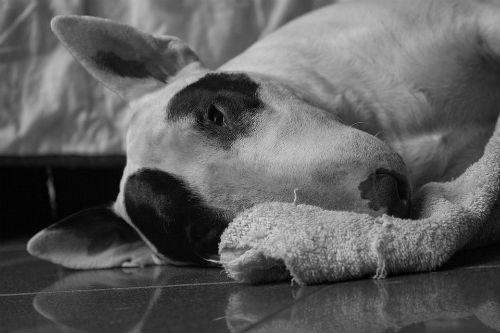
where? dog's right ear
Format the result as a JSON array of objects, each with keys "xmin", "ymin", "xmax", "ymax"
[
  {"xmin": 27, "ymin": 206, "xmax": 158, "ymax": 269},
  {"xmin": 51, "ymin": 15, "xmax": 205, "ymax": 99}
]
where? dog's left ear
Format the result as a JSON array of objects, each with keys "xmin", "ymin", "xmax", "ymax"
[
  {"xmin": 27, "ymin": 206, "xmax": 157, "ymax": 269},
  {"xmin": 51, "ymin": 15, "xmax": 205, "ymax": 99}
]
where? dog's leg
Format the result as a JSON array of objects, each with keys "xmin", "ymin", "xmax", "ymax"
[
  {"xmin": 477, "ymin": 2, "xmax": 500, "ymax": 61},
  {"xmin": 474, "ymin": 2, "xmax": 500, "ymax": 230},
  {"xmin": 406, "ymin": 1, "xmax": 500, "ymax": 187}
]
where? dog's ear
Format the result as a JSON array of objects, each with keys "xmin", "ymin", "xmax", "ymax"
[
  {"xmin": 51, "ymin": 15, "xmax": 204, "ymax": 99},
  {"xmin": 27, "ymin": 206, "xmax": 158, "ymax": 269}
]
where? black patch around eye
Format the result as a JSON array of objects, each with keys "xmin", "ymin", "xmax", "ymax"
[
  {"xmin": 124, "ymin": 168, "xmax": 229, "ymax": 264},
  {"xmin": 166, "ymin": 73, "xmax": 264, "ymax": 149},
  {"xmin": 92, "ymin": 51, "xmax": 153, "ymax": 80}
]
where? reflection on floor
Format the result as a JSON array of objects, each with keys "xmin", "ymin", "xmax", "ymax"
[{"xmin": 1, "ymin": 240, "xmax": 499, "ymax": 333}]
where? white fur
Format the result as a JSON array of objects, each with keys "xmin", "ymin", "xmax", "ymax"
[
  {"xmin": 113, "ymin": 0, "xmax": 500, "ymax": 263},
  {"xmin": 222, "ymin": 0, "xmax": 500, "ymax": 188},
  {"xmin": 34, "ymin": 0, "xmax": 500, "ymax": 268}
]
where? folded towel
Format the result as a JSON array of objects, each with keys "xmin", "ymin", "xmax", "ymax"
[{"xmin": 218, "ymin": 117, "xmax": 500, "ymax": 285}]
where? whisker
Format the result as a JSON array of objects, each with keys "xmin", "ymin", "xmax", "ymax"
[{"xmin": 349, "ymin": 121, "xmax": 366, "ymax": 128}]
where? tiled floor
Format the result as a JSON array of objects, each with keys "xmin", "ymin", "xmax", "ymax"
[{"xmin": 1, "ymin": 240, "xmax": 500, "ymax": 333}]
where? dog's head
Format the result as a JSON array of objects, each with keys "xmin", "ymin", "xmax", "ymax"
[{"xmin": 28, "ymin": 16, "xmax": 410, "ymax": 268}]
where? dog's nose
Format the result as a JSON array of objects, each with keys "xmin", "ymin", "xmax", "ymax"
[{"xmin": 359, "ymin": 168, "xmax": 411, "ymax": 218}]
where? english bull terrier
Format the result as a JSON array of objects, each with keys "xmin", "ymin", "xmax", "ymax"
[{"xmin": 28, "ymin": 0, "xmax": 500, "ymax": 269}]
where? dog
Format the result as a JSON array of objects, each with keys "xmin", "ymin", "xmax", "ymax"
[{"xmin": 28, "ymin": 0, "xmax": 500, "ymax": 269}]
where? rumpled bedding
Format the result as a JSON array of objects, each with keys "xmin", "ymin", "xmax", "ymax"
[{"xmin": 0, "ymin": 0, "xmax": 335, "ymax": 156}]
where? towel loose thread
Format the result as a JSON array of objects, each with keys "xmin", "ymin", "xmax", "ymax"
[{"xmin": 371, "ymin": 218, "xmax": 394, "ymax": 280}]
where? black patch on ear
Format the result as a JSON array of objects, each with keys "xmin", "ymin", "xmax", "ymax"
[
  {"xmin": 359, "ymin": 168, "xmax": 410, "ymax": 218},
  {"xmin": 124, "ymin": 168, "xmax": 229, "ymax": 264},
  {"xmin": 92, "ymin": 51, "xmax": 163, "ymax": 81},
  {"xmin": 166, "ymin": 73, "xmax": 264, "ymax": 149},
  {"xmin": 47, "ymin": 206, "xmax": 140, "ymax": 256}
]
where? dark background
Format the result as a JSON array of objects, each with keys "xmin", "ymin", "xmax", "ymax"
[{"xmin": 0, "ymin": 157, "xmax": 124, "ymax": 239}]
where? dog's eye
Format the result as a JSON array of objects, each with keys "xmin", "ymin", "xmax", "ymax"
[{"xmin": 207, "ymin": 105, "xmax": 224, "ymax": 127}]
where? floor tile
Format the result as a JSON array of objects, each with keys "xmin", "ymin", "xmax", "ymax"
[
  {"xmin": 0, "ymin": 246, "xmax": 234, "ymax": 295},
  {"xmin": 0, "ymin": 282, "xmax": 324, "ymax": 333},
  {"xmin": 245, "ymin": 247, "xmax": 500, "ymax": 333},
  {"xmin": 2, "ymin": 241, "xmax": 499, "ymax": 333},
  {"xmin": 1, "ymin": 240, "xmax": 326, "ymax": 333}
]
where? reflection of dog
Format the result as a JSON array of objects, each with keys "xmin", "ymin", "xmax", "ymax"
[
  {"xmin": 225, "ymin": 258, "xmax": 500, "ymax": 332},
  {"xmin": 30, "ymin": 250, "xmax": 500, "ymax": 332},
  {"xmin": 31, "ymin": 267, "xmax": 235, "ymax": 332},
  {"xmin": 28, "ymin": 0, "xmax": 500, "ymax": 269}
]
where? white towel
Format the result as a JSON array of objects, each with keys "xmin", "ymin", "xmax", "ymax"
[{"xmin": 219, "ymin": 116, "xmax": 500, "ymax": 285}]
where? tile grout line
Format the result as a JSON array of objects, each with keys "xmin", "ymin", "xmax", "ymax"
[
  {"xmin": 2, "ymin": 263, "xmax": 499, "ymax": 298},
  {"xmin": 0, "ymin": 281, "xmax": 239, "ymax": 297}
]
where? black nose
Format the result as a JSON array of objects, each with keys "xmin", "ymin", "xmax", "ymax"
[{"xmin": 359, "ymin": 168, "xmax": 411, "ymax": 218}]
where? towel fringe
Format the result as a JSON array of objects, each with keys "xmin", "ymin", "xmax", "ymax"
[
  {"xmin": 293, "ymin": 188, "xmax": 299, "ymax": 205},
  {"xmin": 373, "ymin": 260, "xmax": 387, "ymax": 279},
  {"xmin": 371, "ymin": 218, "xmax": 393, "ymax": 280}
]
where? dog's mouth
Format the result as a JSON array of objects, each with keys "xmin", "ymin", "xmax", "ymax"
[
  {"xmin": 183, "ymin": 212, "xmax": 232, "ymax": 264},
  {"xmin": 123, "ymin": 168, "xmax": 231, "ymax": 266},
  {"xmin": 136, "ymin": 207, "xmax": 231, "ymax": 267}
]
